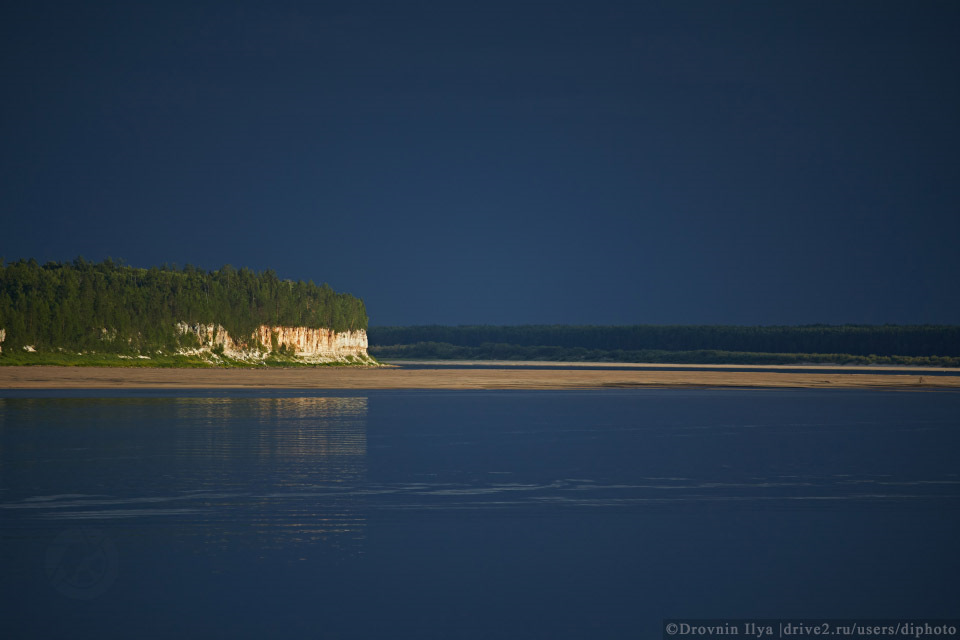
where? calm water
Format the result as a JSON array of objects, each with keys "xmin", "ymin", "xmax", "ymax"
[{"xmin": 1, "ymin": 389, "xmax": 959, "ymax": 638}]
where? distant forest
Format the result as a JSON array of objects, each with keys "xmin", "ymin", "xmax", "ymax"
[
  {"xmin": 0, "ymin": 258, "xmax": 368, "ymax": 354},
  {"xmin": 369, "ymin": 325, "xmax": 960, "ymax": 366}
]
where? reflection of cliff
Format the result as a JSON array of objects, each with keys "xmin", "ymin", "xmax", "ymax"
[
  {"xmin": 176, "ymin": 323, "xmax": 372, "ymax": 363},
  {"xmin": 174, "ymin": 396, "xmax": 367, "ymax": 465},
  {"xmin": 172, "ymin": 396, "xmax": 368, "ymax": 553}
]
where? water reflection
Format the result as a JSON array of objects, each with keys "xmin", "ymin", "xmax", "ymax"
[
  {"xmin": 0, "ymin": 396, "xmax": 368, "ymax": 555},
  {"xmin": 171, "ymin": 397, "xmax": 368, "ymax": 554},
  {"xmin": 4, "ymin": 391, "xmax": 960, "ymax": 552},
  {"xmin": 4, "ymin": 390, "xmax": 960, "ymax": 638}
]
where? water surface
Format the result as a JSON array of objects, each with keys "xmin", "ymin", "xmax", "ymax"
[{"xmin": 1, "ymin": 389, "xmax": 958, "ymax": 638}]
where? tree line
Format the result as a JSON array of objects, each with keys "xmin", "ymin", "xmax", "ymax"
[
  {"xmin": 0, "ymin": 258, "xmax": 368, "ymax": 354},
  {"xmin": 369, "ymin": 324, "xmax": 960, "ymax": 359},
  {"xmin": 369, "ymin": 342, "xmax": 960, "ymax": 367}
]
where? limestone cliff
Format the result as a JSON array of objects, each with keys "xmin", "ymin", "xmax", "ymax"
[
  {"xmin": 175, "ymin": 322, "xmax": 372, "ymax": 363},
  {"xmin": 253, "ymin": 325, "xmax": 369, "ymax": 360}
]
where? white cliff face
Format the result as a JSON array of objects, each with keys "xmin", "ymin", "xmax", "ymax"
[
  {"xmin": 254, "ymin": 325, "xmax": 369, "ymax": 361},
  {"xmin": 175, "ymin": 322, "xmax": 371, "ymax": 363},
  {"xmin": 175, "ymin": 322, "xmax": 244, "ymax": 357}
]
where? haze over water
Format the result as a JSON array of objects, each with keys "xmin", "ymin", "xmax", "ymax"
[{"xmin": 2, "ymin": 389, "xmax": 959, "ymax": 638}]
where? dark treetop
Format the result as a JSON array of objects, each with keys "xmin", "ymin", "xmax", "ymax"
[
  {"xmin": 369, "ymin": 324, "xmax": 960, "ymax": 366},
  {"xmin": 0, "ymin": 258, "xmax": 368, "ymax": 354}
]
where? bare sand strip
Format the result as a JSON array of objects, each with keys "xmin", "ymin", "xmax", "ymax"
[
  {"xmin": 386, "ymin": 359, "xmax": 960, "ymax": 372},
  {"xmin": 1, "ymin": 366, "xmax": 958, "ymax": 390}
]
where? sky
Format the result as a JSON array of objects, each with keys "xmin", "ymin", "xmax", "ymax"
[{"xmin": 2, "ymin": 0, "xmax": 958, "ymax": 326}]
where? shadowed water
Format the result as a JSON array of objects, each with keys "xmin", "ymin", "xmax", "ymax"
[{"xmin": 1, "ymin": 389, "xmax": 958, "ymax": 638}]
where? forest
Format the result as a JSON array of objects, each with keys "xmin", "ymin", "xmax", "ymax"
[
  {"xmin": 0, "ymin": 258, "xmax": 368, "ymax": 356},
  {"xmin": 4, "ymin": 258, "xmax": 957, "ymax": 367},
  {"xmin": 368, "ymin": 325, "xmax": 960, "ymax": 366}
]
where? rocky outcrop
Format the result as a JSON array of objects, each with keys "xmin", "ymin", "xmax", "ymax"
[
  {"xmin": 175, "ymin": 322, "xmax": 371, "ymax": 363},
  {"xmin": 254, "ymin": 325, "xmax": 368, "ymax": 360}
]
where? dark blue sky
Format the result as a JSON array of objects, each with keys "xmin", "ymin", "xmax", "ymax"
[{"xmin": 3, "ymin": 1, "xmax": 958, "ymax": 325}]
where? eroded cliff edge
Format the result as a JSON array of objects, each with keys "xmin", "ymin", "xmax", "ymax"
[{"xmin": 176, "ymin": 323, "xmax": 373, "ymax": 364}]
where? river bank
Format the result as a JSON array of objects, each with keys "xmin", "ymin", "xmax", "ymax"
[{"xmin": 1, "ymin": 365, "xmax": 958, "ymax": 390}]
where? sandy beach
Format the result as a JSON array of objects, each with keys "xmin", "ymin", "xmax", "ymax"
[
  {"xmin": 386, "ymin": 359, "xmax": 960, "ymax": 372},
  {"xmin": 1, "ymin": 365, "xmax": 958, "ymax": 390}
]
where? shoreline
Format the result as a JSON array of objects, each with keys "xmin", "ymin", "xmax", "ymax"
[
  {"xmin": 381, "ymin": 359, "xmax": 960, "ymax": 372},
  {"xmin": 1, "ymin": 365, "xmax": 959, "ymax": 390}
]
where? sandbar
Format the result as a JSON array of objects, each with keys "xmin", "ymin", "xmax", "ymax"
[
  {"xmin": 385, "ymin": 359, "xmax": 959, "ymax": 372},
  {"xmin": 1, "ymin": 366, "xmax": 958, "ymax": 390}
]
